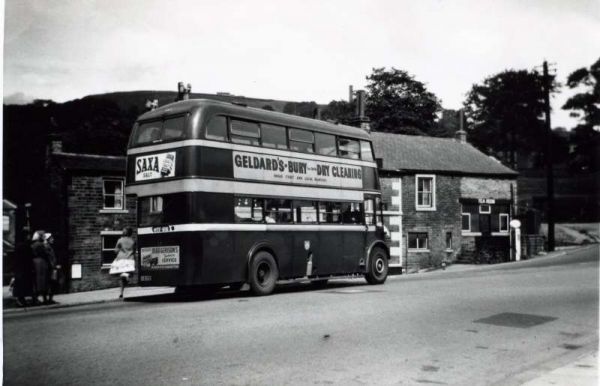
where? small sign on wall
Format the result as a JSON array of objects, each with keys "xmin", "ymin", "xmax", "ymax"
[
  {"xmin": 478, "ymin": 198, "xmax": 496, "ymax": 204},
  {"xmin": 71, "ymin": 263, "xmax": 82, "ymax": 279}
]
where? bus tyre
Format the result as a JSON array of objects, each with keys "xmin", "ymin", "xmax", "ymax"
[
  {"xmin": 249, "ymin": 251, "xmax": 278, "ymax": 296},
  {"xmin": 365, "ymin": 247, "xmax": 389, "ymax": 285}
]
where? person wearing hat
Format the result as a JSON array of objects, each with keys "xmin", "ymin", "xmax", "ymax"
[
  {"xmin": 44, "ymin": 233, "xmax": 59, "ymax": 303},
  {"xmin": 31, "ymin": 230, "xmax": 50, "ymax": 304}
]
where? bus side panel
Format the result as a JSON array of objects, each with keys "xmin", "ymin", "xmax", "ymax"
[
  {"xmin": 200, "ymin": 231, "xmax": 238, "ymax": 284},
  {"xmin": 197, "ymin": 147, "xmax": 233, "ymax": 178},
  {"xmin": 341, "ymin": 231, "xmax": 364, "ymax": 274},
  {"xmin": 362, "ymin": 166, "xmax": 379, "ymax": 190},
  {"xmin": 292, "ymin": 231, "xmax": 319, "ymax": 278},
  {"xmin": 235, "ymin": 231, "xmax": 294, "ymax": 280},
  {"xmin": 316, "ymin": 231, "xmax": 343, "ymax": 275},
  {"xmin": 138, "ymin": 232, "xmax": 198, "ymax": 286}
]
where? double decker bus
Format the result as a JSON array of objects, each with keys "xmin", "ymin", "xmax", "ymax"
[{"xmin": 125, "ymin": 99, "xmax": 389, "ymax": 295}]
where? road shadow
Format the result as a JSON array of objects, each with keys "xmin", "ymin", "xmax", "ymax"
[{"xmin": 126, "ymin": 279, "xmax": 371, "ymax": 304}]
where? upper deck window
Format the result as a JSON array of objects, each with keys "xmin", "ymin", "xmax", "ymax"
[
  {"xmin": 205, "ymin": 116, "xmax": 227, "ymax": 141},
  {"xmin": 230, "ymin": 119, "xmax": 260, "ymax": 146},
  {"xmin": 338, "ymin": 138, "xmax": 360, "ymax": 159},
  {"xmin": 261, "ymin": 123, "xmax": 287, "ymax": 149},
  {"xmin": 133, "ymin": 115, "xmax": 187, "ymax": 146},
  {"xmin": 315, "ymin": 133, "xmax": 336, "ymax": 156},
  {"xmin": 360, "ymin": 141, "xmax": 374, "ymax": 161},
  {"xmin": 289, "ymin": 128, "xmax": 314, "ymax": 153},
  {"xmin": 162, "ymin": 116, "xmax": 186, "ymax": 140}
]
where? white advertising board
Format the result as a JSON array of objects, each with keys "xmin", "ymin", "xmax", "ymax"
[
  {"xmin": 135, "ymin": 152, "xmax": 176, "ymax": 181},
  {"xmin": 233, "ymin": 151, "xmax": 363, "ymax": 189},
  {"xmin": 140, "ymin": 246, "xmax": 180, "ymax": 270}
]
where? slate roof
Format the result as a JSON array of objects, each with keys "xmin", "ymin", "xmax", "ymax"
[
  {"xmin": 52, "ymin": 152, "xmax": 126, "ymax": 172},
  {"xmin": 371, "ymin": 132, "xmax": 517, "ymax": 177}
]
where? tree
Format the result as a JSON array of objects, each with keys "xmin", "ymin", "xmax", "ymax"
[
  {"xmin": 365, "ymin": 67, "xmax": 441, "ymax": 135},
  {"xmin": 463, "ymin": 69, "xmax": 554, "ymax": 168},
  {"xmin": 321, "ymin": 100, "xmax": 355, "ymax": 125},
  {"xmin": 562, "ymin": 57, "xmax": 600, "ymax": 172}
]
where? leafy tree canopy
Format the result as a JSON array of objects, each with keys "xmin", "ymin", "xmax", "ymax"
[
  {"xmin": 365, "ymin": 67, "xmax": 442, "ymax": 135},
  {"xmin": 321, "ymin": 100, "xmax": 355, "ymax": 125},
  {"xmin": 562, "ymin": 57, "xmax": 600, "ymax": 171},
  {"xmin": 462, "ymin": 69, "xmax": 556, "ymax": 167}
]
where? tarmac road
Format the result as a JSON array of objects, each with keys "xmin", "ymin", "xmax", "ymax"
[{"xmin": 3, "ymin": 245, "xmax": 598, "ymax": 385}]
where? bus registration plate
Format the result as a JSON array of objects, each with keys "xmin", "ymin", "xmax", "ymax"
[{"xmin": 140, "ymin": 246, "xmax": 180, "ymax": 270}]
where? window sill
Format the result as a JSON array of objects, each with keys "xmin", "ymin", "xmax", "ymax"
[
  {"xmin": 491, "ymin": 232, "xmax": 510, "ymax": 236},
  {"xmin": 462, "ymin": 232, "xmax": 482, "ymax": 236},
  {"xmin": 415, "ymin": 206, "xmax": 436, "ymax": 212},
  {"xmin": 408, "ymin": 249, "xmax": 430, "ymax": 253},
  {"xmin": 445, "ymin": 248, "xmax": 454, "ymax": 253},
  {"xmin": 99, "ymin": 209, "xmax": 129, "ymax": 214},
  {"xmin": 100, "ymin": 264, "xmax": 112, "ymax": 271}
]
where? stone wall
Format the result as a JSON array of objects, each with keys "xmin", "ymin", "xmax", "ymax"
[{"xmin": 67, "ymin": 175, "xmax": 137, "ymax": 292}]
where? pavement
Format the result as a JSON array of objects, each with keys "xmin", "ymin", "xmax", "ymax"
[{"xmin": 3, "ymin": 245, "xmax": 597, "ymax": 385}]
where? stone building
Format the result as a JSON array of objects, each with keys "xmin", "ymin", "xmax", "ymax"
[
  {"xmin": 371, "ymin": 132, "xmax": 518, "ymax": 272},
  {"xmin": 45, "ymin": 139, "xmax": 136, "ymax": 292}
]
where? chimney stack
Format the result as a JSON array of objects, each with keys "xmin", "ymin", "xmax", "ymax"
[
  {"xmin": 48, "ymin": 133, "xmax": 63, "ymax": 154},
  {"xmin": 455, "ymin": 109, "xmax": 467, "ymax": 143},
  {"xmin": 350, "ymin": 89, "xmax": 371, "ymax": 132}
]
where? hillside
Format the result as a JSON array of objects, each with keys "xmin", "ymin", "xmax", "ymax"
[{"xmin": 79, "ymin": 90, "xmax": 297, "ymax": 113}]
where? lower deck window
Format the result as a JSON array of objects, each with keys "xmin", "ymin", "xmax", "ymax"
[
  {"xmin": 499, "ymin": 213, "xmax": 509, "ymax": 232},
  {"xmin": 235, "ymin": 198, "xmax": 264, "ymax": 223},
  {"xmin": 101, "ymin": 233, "xmax": 121, "ymax": 266},
  {"xmin": 318, "ymin": 202, "xmax": 341, "ymax": 224},
  {"xmin": 265, "ymin": 199, "xmax": 293, "ymax": 223},
  {"xmin": 445, "ymin": 231, "xmax": 453, "ymax": 250},
  {"xmin": 408, "ymin": 232, "xmax": 429, "ymax": 250}
]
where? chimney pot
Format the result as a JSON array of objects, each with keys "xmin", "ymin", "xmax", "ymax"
[{"xmin": 455, "ymin": 130, "xmax": 467, "ymax": 144}]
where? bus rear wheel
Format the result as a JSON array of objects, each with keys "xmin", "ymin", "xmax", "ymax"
[
  {"xmin": 249, "ymin": 251, "xmax": 278, "ymax": 296},
  {"xmin": 365, "ymin": 247, "xmax": 389, "ymax": 285}
]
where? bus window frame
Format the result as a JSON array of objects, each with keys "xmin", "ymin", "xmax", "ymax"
[
  {"xmin": 229, "ymin": 118, "xmax": 261, "ymax": 146},
  {"xmin": 288, "ymin": 127, "xmax": 315, "ymax": 154},
  {"xmin": 132, "ymin": 114, "xmax": 189, "ymax": 146}
]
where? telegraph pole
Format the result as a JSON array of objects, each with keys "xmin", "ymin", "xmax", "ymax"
[{"xmin": 543, "ymin": 61, "xmax": 555, "ymax": 251}]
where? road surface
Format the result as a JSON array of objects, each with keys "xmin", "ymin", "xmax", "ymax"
[{"xmin": 4, "ymin": 245, "xmax": 598, "ymax": 385}]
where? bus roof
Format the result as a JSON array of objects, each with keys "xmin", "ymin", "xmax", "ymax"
[{"xmin": 137, "ymin": 99, "xmax": 372, "ymax": 141}]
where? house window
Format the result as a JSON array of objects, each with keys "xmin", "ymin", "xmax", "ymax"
[
  {"xmin": 101, "ymin": 232, "xmax": 121, "ymax": 266},
  {"xmin": 416, "ymin": 175, "xmax": 435, "ymax": 210},
  {"xmin": 408, "ymin": 232, "xmax": 429, "ymax": 250},
  {"xmin": 103, "ymin": 179, "xmax": 124, "ymax": 210},
  {"xmin": 446, "ymin": 232, "xmax": 453, "ymax": 250},
  {"xmin": 461, "ymin": 213, "xmax": 471, "ymax": 231},
  {"xmin": 479, "ymin": 204, "xmax": 491, "ymax": 214},
  {"xmin": 499, "ymin": 213, "xmax": 509, "ymax": 232}
]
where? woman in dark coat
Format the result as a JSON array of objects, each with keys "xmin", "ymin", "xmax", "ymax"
[{"xmin": 31, "ymin": 230, "xmax": 50, "ymax": 304}]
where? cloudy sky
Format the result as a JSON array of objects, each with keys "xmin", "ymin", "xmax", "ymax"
[{"xmin": 3, "ymin": 0, "xmax": 599, "ymax": 129}]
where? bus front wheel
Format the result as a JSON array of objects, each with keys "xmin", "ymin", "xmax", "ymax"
[
  {"xmin": 249, "ymin": 251, "xmax": 279, "ymax": 296},
  {"xmin": 365, "ymin": 247, "xmax": 389, "ymax": 285}
]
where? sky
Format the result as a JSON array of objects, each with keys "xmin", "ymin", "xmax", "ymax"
[{"xmin": 3, "ymin": 0, "xmax": 600, "ymax": 129}]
